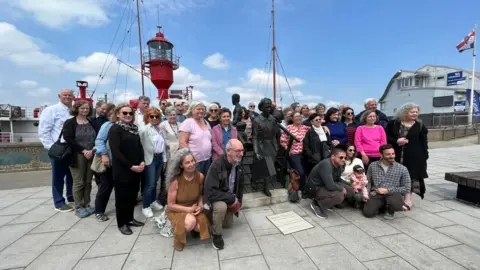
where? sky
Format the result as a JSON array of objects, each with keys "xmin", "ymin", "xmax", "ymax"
[{"xmin": 0, "ymin": 0, "xmax": 479, "ymax": 114}]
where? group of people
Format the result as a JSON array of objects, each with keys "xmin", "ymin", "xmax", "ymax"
[{"xmin": 38, "ymin": 88, "xmax": 429, "ymax": 252}]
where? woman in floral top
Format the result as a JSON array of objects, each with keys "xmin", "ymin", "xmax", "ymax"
[{"xmin": 280, "ymin": 112, "xmax": 310, "ymax": 193}]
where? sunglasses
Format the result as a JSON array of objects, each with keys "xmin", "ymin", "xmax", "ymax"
[
  {"xmin": 346, "ymin": 112, "xmax": 353, "ymax": 116},
  {"xmin": 338, "ymin": 156, "xmax": 346, "ymax": 160},
  {"xmin": 161, "ymin": 103, "xmax": 166, "ymax": 106},
  {"xmin": 210, "ymin": 109, "xmax": 218, "ymax": 112},
  {"xmin": 121, "ymin": 111, "xmax": 134, "ymax": 116},
  {"xmin": 313, "ymin": 118, "xmax": 322, "ymax": 122},
  {"xmin": 348, "ymin": 149, "xmax": 355, "ymax": 152},
  {"xmin": 249, "ymin": 106, "xmax": 255, "ymax": 108},
  {"xmin": 149, "ymin": 115, "xmax": 161, "ymax": 119}
]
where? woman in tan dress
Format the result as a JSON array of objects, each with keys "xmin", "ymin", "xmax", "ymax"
[{"xmin": 165, "ymin": 148, "xmax": 210, "ymax": 251}]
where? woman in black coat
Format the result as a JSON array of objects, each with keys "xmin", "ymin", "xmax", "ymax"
[
  {"xmin": 108, "ymin": 104, "xmax": 145, "ymax": 235},
  {"xmin": 386, "ymin": 103, "xmax": 428, "ymax": 210},
  {"xmin": 303, "ymin": 113, "xmax": 332, "ymax": 177}
]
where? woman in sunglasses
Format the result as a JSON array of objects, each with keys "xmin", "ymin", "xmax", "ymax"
[
  {"xmin": 341, "ymin": 144, "xmax": 364, "ymax": 181},
  {"xmin": 205, "ymin": 103, "xmax": 220, "ymax": 128},
  {"xmin": 341, "ymin": 107, "xmax": 359, "ymax": 145},
  {"xmin": 303, "ymin": 113, "xmax": 332, "ymax": 177},
  {"xmin": 108, "ymin": 104, "xmax": 145, "ymax": 235},
  {"xmin": 139, "ymin": 108, "xmax": 167, "ymax": 218}
]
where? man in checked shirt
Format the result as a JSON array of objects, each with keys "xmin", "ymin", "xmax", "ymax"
[{"xmin": 363, "ymin": 144, "xmax": 411, "ymax": 220}]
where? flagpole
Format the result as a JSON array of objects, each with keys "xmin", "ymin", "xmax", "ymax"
[{"xmin": 469, "ymin": 24, "xmax": 477, "ymax": 125}]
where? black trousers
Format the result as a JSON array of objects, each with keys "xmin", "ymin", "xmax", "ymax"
[
  {"xmin": 95, "ymin": 168, "xmax": 114, "ymax": 214},
  {"xmin": 363, "ymin": 193, "xmax": 403, "ymax": 218},
  {"xmin": 114, "ymin": 178, "xmax": 140, "ymax": 227}
]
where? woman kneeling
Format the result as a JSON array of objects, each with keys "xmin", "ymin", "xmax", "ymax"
[{"xmin": 166, "ymin": 148, "xmax": 210, "ymax": 251}]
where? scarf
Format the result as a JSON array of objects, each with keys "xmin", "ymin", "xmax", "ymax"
[
  {"xmin": 116, "ymin": 121, "xmax": 139, "ymax": 135},
  {"xmin": 313, "ymin": 126, "xmax": 328, "ymax": 142}
]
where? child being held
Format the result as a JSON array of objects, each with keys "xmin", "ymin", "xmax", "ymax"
[{"xmin": 348, "ymin": 165, "xmax": 369, "ymax": 202}]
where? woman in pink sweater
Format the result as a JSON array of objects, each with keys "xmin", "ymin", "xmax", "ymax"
[{"xmin": 355, "ymin": 110, "xmax": 386, "ymax": 166}]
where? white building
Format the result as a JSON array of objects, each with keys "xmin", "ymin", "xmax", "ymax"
[{"xmin": 379, "ymin": 65, "xmax": 480, "ymax": 120}]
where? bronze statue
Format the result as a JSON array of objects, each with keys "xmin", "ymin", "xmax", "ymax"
[
  {"xmin": 231, "ymin": 94, "xmax": 242, "ymax": 126},
  {"xmin": 252, "ymin": 98, "xmax": 298, "ymax": 196}
]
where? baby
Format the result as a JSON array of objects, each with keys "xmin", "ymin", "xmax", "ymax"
[{"xmin": 348, "ymin": 165, "xmax": 369, "ymax": 202}]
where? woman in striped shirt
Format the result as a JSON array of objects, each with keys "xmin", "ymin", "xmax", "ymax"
[
  {"xmin": 280, "ymin": 112, "xmax": 310, "ymax": 193},
  {"xmin": 341, "ymin": 107, "xmax": 359, "ymax": 145}
]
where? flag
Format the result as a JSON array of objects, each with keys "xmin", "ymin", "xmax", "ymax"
[{"xmin": 456, "ymin": 29, "xmax": 475, "ymax": 53}]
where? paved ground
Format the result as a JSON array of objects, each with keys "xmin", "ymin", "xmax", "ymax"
[{"xmin": 0, "ymin": 145, "xmax": 480, "ymax": 269}]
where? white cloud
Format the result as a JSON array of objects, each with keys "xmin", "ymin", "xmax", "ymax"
[
  {"xmin": 244, "ymin": 68, "xmax": 306, "ymax": 89},
  {"xmin": 113, "ymin": 90, "xmax": 138, "ymax": 104},
  {"xmin": 17, "ymin": 80, "xmax": 38, "ymax": 88},
  {"xmin": 172, "ymin": 66, "xmax": 214, "ymax": 88},
  {"xmin": 26, "ymin": 87, "xmax": 52, "ymax": 97},
  {"xmin": 191, "ymin": 90, "xmax": 207, "ymax": 100},
  {"xmin": 225, "ymin": 86, "xmax": 265, "ymax": 103},
  {"xmin": 203, "ymin": 53, "xmax": 229, "ymax": 69},
  {"xmin": 143, "ymin": 0, "xmax": 212, "ymax": 14},
  {"xmin": 0, "ymin": 23, "xmax": 67, "ymax": 73},
  {"xmin": 3, "ymin": 0, "xmax": 110, "ymax": 28},
  {"xmin": 81, "ymin": 75, "xmax": 112, "ymax": 86}
]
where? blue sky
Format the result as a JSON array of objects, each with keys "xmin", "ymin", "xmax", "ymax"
[{"xmin": 0, "ymin": 0, "xmax": 479, "ymax": 113}]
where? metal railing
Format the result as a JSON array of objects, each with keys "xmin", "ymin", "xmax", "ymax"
[
  {"xmin": 143, "ymin": 51, "xmax": 180, "ymax": 69},
  {"xmin": 0, "ymin": 132, "xmax": 40, "ymax": 144},
  {"xmin": 430, "ymin": 114, "xmax": 480, "ymax": 128}
]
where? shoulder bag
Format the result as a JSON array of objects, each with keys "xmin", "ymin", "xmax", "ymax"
[{"xmin": 48, "ymin": 130, "xmax": 72, "ymax": 161}]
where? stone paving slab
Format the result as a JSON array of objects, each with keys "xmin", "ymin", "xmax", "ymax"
[{"xmin": 0, "ymin": 145, "xmax": 480, "ymax": 269}]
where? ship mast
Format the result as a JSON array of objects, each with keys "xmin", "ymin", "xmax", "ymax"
[
  {"xmin": 271, "ymin": 0, "xmax": 277, "ymax": 103},
  {"xmin": 136, "ymin": 0, "xmax": 145, "ymax": 96}
]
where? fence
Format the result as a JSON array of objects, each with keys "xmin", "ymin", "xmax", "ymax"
[
  {"xmin": 429, "ymin": 114, "xmax": 480, "ymax": 128},
  {"xmin": 0, "ymin": 132, "xmax": 40, "ymax": 144}
]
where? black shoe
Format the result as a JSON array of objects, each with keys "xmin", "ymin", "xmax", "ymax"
[
  {"xmin": 310, "ymin": 202, "xmax": 327, "ymax": 219},
  {"xmin": 212, "ymin": 234, "xmax": 224, "ymax": 250},
  {"xmin": 384, "ymin": 205, "xmax": 395, "ymax": 220},
  {"xmin": 191, "ymin": 231, "xmax": 200, "ymax": 239},
  {"xmin": 95, "ymin": 213, "xmax": 109, "ymax": 222},
  {"xmin": 118, "ymin": 225, "xmax": 133, "ymax": 235},
  {"xmin": 128, "ymin": 219, "xmax": 145, "ymax": 227},
  {"xmin": 301, "ymin": 192, "xmax": 308, "ymax": 199},
  {"xmin": 263, "ymin": 188, "xmax": 272, "ymax": 197}
]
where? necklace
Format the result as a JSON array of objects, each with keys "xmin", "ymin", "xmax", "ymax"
[
  {"xmin": 169, "ymin": 123, "xmax": 178, "ymax": 138},
  {"xmin": 183, "ymin": 173, "xmax": 194, "ymax": 181}
]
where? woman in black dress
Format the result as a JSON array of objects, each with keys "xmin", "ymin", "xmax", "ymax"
[
  {"xmin": 108, "ymin": 104, "xmax": 145, "ymax": 235},
  {"xmin": 386, "ymin": 103, "xmax": 428, "ymax": 210}
]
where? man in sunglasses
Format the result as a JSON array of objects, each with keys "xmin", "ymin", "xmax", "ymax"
[
  {"xmin": 306, "ymin": 147, "xmax": 354, "ymax": 218},
  {"xmin": 248, "ymin": 102, "xmax": 259, "ymax": 118}
]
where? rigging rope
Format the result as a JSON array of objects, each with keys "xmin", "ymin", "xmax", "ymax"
[
  {"xmin": 91, "ymin": 0, "xmax": 130, "ymax": 94},
  {"xmin": 275, "ymin": 49, "xmax": 296, "ymax": 103}
]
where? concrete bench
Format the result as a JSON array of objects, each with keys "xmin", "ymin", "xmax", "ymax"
[{"xmin": 445, "ymin": 171, "xmax": 480, "ymax": 204}]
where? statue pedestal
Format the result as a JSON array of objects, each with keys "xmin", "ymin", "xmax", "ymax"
[{"xmin": 242, "ymin": 189, "xmax": 288, "ymax": 209}]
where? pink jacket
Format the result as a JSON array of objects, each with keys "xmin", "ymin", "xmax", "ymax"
[
  {"xmin": 348, "ymin": 173, "xmax": 369, "ymax": 200},
  {"xmin": 211, "ymin": 124, "xmax": 237, "ymax": 160}
]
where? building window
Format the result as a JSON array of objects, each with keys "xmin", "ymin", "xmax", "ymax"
[
  {"xmin": 437, "ymin": 76, "xmax": 444, "ymax": 80},
  {"xmin": 380, "ymin": 103, "xmax": 385, "ymax": 110}
]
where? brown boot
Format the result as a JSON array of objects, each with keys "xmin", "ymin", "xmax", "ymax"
[{"xmin": 174, "ymin": 239, "xmax": 184, "ymax": 251}]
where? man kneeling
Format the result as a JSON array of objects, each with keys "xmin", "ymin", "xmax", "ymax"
[
  {"xmin": 363, "ymin": 144, "xmax": 411, "ymax": 219},
  {"xmin": 204, "ymin": 139, "xmax": 244, "ymax": 250}
]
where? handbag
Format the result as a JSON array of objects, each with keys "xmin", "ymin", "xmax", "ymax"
[
  {"xmin": 48, "ymin": 130, "xmax": 72, "ymax": 161},
  {"xmin": 90, "ymin": 154, "xmax": 106, "ymax": 173}
]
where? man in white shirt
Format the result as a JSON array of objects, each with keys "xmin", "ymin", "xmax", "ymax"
[
  {"xmin": 135, "ymin": 96, "xmax": 150, "ymax": 129},
  {"xmin": 38, "ymin": 89, "xmax": 75, "ymax": 212}
]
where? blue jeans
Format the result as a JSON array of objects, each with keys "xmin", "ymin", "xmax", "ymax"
[
  {"xmin": 143, "ymin": 156, "xmax": 163, "ymax": 208},
  {"xmin": 50, "ymin": 158, "xmax": 74, "ymax": 208},
  {"xmin": 196, "ymin": 159, "xmax": 212, "ymax": 177},
  {"xmin": 289, "ymin": 154, "xmax": 306, "ymax": 191}
]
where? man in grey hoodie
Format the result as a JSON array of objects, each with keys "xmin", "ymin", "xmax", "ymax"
[{"xmin": 307, "ymin": 147, "xmax": 354, "ymax": 218}]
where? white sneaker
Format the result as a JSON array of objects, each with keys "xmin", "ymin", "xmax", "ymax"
[
  {"xmin": 142, "ymin": 207, "xmax": 154, "ymax": 218},
  {"xmin": 151, "ymin": 201, "xmax": 164, "ymax": 211}
]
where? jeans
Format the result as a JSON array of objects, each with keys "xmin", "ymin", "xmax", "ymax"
[
  {"xmin": 50, "ymin": 157, "xmax": 74, "ymax": 209},
  {"xmin": 289, "ymin": 154, "xmax": 306, "ymax": 191},
  {"xmin": 143, "ymin": 156, "xmax": 163, "ymax": 208},
  {"xmin": 315, "ymin": 185, "xmax": 354, "ymax": 211},
  {"xmin": 196, "ymin": 159, "xmax": 212, "ymax": 177},
  {"xmin": 95, "ymin": 167, "xmax": 114, "ymax": 214},
  {"xmin": 363, "ymin": 193, "xmax": 404, "ymax": 218}
]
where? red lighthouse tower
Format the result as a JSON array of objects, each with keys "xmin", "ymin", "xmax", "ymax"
[{"xmin": 144, "ymin": 26, "xmax": 180, "ymax": 101}]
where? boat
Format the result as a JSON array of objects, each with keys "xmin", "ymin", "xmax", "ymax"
[{"xmin": 0, "ymin": 104, "xmax": 45, "ymax": 143}]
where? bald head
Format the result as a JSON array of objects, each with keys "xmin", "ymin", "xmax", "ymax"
[
  {"xmin": 58, "ymin": 89, "xmax": 74, "ymax": 108},
  {"xmin": 226, "ymin": 139, "xmax": 244, "ymax": 163}
]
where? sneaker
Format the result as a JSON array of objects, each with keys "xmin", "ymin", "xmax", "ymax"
[
  {"xmin": 212, "ymin": 234, "xmax": 224, "ymax": 250},
  {"xmin": 151, "ymin": 201, "xmax": 164, "ymax": 211},
  {"xmin": 95, "ymin": 213, "xmax": 109, "ymax": 222},
  {"xmin": 142, "ymin": 207, "xmax": 154, "ymax": 218},
  {"xmin": 85, "ymin": 207, "xmax": 96, "ymax": 216},
  {"xmin": 384, "ymin": 205, "xmax": 395, "ymax": 220},
  {"xmin": 75, "ymin": 208, "xmax": 90, "ymax": 218},
  {"xmin": 55, "ymin": 204, "xmax": 74, "ymax": 212},
  {"xmin": 310, "ymin": 202, "xmax": 328, "ymax": 219}
]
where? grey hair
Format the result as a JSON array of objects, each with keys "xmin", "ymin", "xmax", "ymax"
[
  {"xmin": 360, "ymin": 109, "xmax": 377, "ymax": 123},
  {"xmin": 185, "ymin": 101, "xmax": 206, "ymax": 118},
  {"xmin": 165, "ymin": 148, "xmax": 196, "ymax": 187},
  {"xmin": 138, "ymin": 96, "xmax": 150, "ymax": 103},
  {"xmin": 364, "ymin": 98, "xmax": 377, "ymax": 107},
  {"xmin": 226, "ymin": 140, "xmax": 233, "ymax": 150},
  {"xmin": 395, "ymin": 103, "xmax": 420, "ymax": 120},
  {"xmin": 208, "ymin": 103, "xmax": 219, "ymax": 110},
  {"xmin": 164, "ymin": 106, "xmax": 176, "ymax": 115}
]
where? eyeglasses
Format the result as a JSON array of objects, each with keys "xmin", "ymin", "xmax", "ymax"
[
  {"xmin": 249, "ymin": 106, "xmax": 255, "ymax": 108},
  {"xmin": 210, "ymin": 109, "xmax": 218, "ymax": 112},
  {"xmin": 149, "ymin": 115, "xmax": 161, "ymax": 119},
  {"xmin": 122, "ymin": 111, "xmax": 134, "ymax": 116},
  {"xmin": 348, "ymin": 149, "xmax": 355, "ymax": 152},
  {"xmin": 313, "ymin": 118, "xmax": 322, "ymax": 122}
]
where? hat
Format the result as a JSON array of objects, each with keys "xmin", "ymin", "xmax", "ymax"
[{"xmin": 353, "ymin": 165, "xmax": 365, "ymax": 173}]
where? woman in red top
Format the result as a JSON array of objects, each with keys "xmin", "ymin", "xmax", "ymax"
[{"xmin": 280, "ymin": 112, "xmax": 310, "ymax": 193}]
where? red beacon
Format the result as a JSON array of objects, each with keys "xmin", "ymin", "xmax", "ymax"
[
  {"xmin": 143, "ymin": 26, "xmax": 180, "ymax": 101},
  {"xmin": 74, "ymin": 81, "xmax": 93, "ymax": 107}
]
